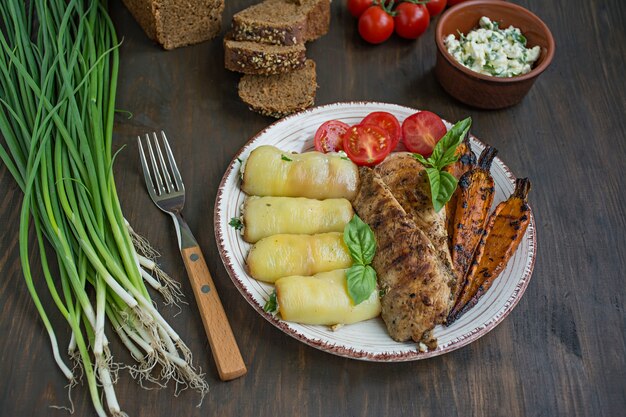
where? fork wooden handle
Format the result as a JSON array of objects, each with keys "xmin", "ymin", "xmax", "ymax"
[{"xmin": 181, "ymin": 246, "xmax": 247, "ymax": 381}]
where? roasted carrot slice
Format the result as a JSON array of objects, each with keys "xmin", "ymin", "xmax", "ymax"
[
  {"xmin": 448, "ymin": 178, "xmax": 532, "ymax": 323},
  {"xmin": 444, "ymin": 135, "xmax": 477, "ymax": 251},
  {"xmin": 449, "ymin": 146, "xmax": 497, "ymax": 303}
]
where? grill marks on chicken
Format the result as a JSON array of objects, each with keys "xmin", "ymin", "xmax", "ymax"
[
  {"xmin": 374, "ymin": 153, "xmax": 457, "ymax": 308},
  {"xmin": 351, "ymin": 167, "xmax": 452, "ymax": 346}
]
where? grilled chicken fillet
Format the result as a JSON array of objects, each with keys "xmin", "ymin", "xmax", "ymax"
[
  {"xmin": 375, "ymin": 153, "xmax": 457, "ymax": 308},
  {"xmin": 351, "ymin": 167, "xmax": 452, "ymax": 346}
]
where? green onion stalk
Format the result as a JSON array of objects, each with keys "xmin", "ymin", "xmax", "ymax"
[{"xmin": 0, "ymin": 1, "xmax": 207, "ymax": 415}]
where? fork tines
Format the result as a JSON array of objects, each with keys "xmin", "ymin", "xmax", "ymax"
[{"xmin": 138, "ymin": 131, "xmax": 185, "ymax": 197}]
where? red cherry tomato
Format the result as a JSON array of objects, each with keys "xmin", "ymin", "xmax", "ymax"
[
  {"xmin": 342, "ymin": 124, "xmax": 393, "ymax": 166},
  {"xmin": 426, "ymin": 0, "xmax": 447, "ymax": 16},
  {"xmin": 447, "ymin": 0, "xmax": 470, "ymax": 6},
  {"xmin": 314, "ymin": 120, "xmax": 350, "ymax": 153},
  {"xmin": 393, "ymin": 3, "xmax": 429, "ymax": 40},
  {"xmin": 401, "ymin": 111, "xmax": 447, "ymax": 157},
  {"xmin": 358, "ymin": 6, "xmax": 394, "ymax": 44},
  {"xmin": 347, "ymin": 0, "xmax": 374, "ymax": 18},
  {"xmin": 361, "ymin": 111, "xmax": 402, "ymax": 149}
]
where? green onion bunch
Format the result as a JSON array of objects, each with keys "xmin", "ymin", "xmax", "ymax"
[{"xmin": 0, "ymin": 1, "xmax": 207, "ymax": 415}]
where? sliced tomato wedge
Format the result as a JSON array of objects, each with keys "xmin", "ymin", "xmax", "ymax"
[
  {"xmin": 342, "ymin": 124, "xmax": 392, "ymax": 166},
  {"xmin": 401, "ymin": 111, "xmax": 447, "ymax": 157},
  {"xmin": 361, "ymin": 111, "xmax": 402, "ymax": 149},
  {"xmin": 314, "ymin": 120, "xmax": 350, "ymax": 153}
]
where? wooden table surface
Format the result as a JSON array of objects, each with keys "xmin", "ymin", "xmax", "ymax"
[{"xmin": 1, "ymin": 0, "xmax": 625, "ymax": 416}]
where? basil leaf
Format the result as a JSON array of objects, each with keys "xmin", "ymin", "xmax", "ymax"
[
  {"xmin": 412, "ymin": 117, "xmax": 472, "ymax": 212},
  {"xmin": 263, "ymin": 290, "xmax": 278, "ymax": 313},
  {"xmin": 412, "ymin": 153, "xmax": 430, "ymax": 167},
  {"xmin": 346, "ymin": 264, "xmax": 377, "ymax": 305},
  {"xmin": 433, "ymin": 117, "xmax": 472, "ymax": 170},
  {"xmin": 343, "ymin": 215, "xmax": 376, "ymax": 265},
  {"xmin": 281, "ymin": 154, "xmax": 292, "ymax": 161},
  {"xmin": 425, "ymin": 167, "xmax": 441, "ymax": 205},
  {"xmin": 433, "ymin": 171, "xmax": 458, "ymax": 212}
]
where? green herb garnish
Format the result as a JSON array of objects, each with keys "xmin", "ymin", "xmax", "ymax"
[
  {"xmin": 483, "ymin": 63, "xmax": 499, "ymax": 76},
  {"xmin": 229, "ymin": 217, "xmax": 243, "ymax": 230},
  {"xmin": 511, "ymin": 32, "xmax": 527, "ymax": 46},
  {"xmin": 263, "ymin": 290, "xmax": 278, "ymax": 313},
  {"xmin": 281, "ymin": 154, "xmax": 292, "ymax": 162},
  {"xmin": 413, "ymin": 117, "xmax": 472, "ymax": 212},
  {"xmin": 343, "ymin": 215, "xmax": 377, "ymax": 305},
  {"xmin": 346, "ymin": 265, "xmax": 377, "ymax": 305}
]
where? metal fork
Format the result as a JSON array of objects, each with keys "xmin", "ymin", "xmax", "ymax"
[{"xmin": 138, "ymin": 131, "xmax": 246, "ymax": 381}]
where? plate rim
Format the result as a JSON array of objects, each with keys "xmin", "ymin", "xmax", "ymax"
[{"xmin": 214, "ymin": 101, "xmax": 537, "ymax": 362}]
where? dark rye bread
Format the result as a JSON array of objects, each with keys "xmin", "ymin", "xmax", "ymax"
[
  {"xmin": 122, "ymin": 0, "xmax": 224, "ymax": 50},
  {"xmin": 224, "ymin": 38, "xmax": 307, "ymax": 75},
  {"xmin": 231, "ymin": 0, "xmax": 330, "ymax": 46},
  {"xmin": 238, "ymin": 59, "xmax": 317, "ymax": 118}
]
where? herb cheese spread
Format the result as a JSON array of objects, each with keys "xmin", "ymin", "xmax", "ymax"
[{"xmin": 444, "ymin": 16, "xmax": 541, "ymax": 77}]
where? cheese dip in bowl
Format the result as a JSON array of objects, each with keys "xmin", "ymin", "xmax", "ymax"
[
  {"xmin": 434, "ymin": 0, "xmax": 555, "ymax": 109},
  {"xmin": 444, "ymin": 16, "xmax": 541, "ymax": 78}
]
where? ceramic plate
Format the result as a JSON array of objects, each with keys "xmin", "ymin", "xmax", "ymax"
[{"xmin": 214, "ymin": 102, "xmax": 536, "ymax": 361}]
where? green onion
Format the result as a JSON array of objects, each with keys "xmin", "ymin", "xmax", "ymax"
[{"xmin": 0, "ymin": 1, "xmax": 207, "ymax": 415}]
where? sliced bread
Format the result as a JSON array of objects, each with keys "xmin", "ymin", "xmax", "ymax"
[
  {"xmin": 231, "ymin": 0, "xmax": 330, "ymax": 46},
  {"xmin": 122, "ymin": 0, "xmax": 224, "ymax": 50},
  {"xmin": 238, "ymin": 59, "xmax": 317, "ymax": 118},
  {"xmin": 224, "ymin": 38, "xmax": 307, "ymax": 75}
]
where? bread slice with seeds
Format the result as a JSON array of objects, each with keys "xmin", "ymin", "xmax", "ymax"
[
  {"xmin": 238, "ymin": 59, "xmax": 317, "ymax": 118},
  {"xmin": 231, "ymin": 0, "xmax": 330, "ymax": 46},
  {"xmin": 224, "ymin": 38, "xmax": 307, "ymax": 75}
]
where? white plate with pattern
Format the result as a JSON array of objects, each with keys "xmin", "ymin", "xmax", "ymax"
[{"xmin": 214, "ymin": 102, "xmax": 536, "ymax": 361}]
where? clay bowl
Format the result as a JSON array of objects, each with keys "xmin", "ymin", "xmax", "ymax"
[{"xmin": 435, "ymin": 0, "xmax": 555, "ymax": 109}]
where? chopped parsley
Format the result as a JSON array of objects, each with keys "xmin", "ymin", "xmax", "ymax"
[
  {"xmin": 263, "ymin": 291, "xmax": 278, "ymax": 313},
  {"xmin": 228, "ymin": 217, "xmax": 243, "ymax": 230}
]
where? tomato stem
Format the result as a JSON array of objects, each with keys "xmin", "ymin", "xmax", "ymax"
[{"xmin": 375, "ymin": 0, "xmax": 397, "ymax": 15}]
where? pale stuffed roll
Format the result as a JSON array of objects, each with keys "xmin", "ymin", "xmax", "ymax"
[
  {"xmin": 247, "ymin": 233, "xmax": 353, "ymax": 283},
  {"xmin": 241, "ymin": 145, "xmax": 359, "ymax": 200},
  {"xmin": 242, "ymin": 196, "xmax": 353, "ymax": 243},
  {"xmin": 275, "ymin": 270, "xmax": 381, "ymax": 325}
]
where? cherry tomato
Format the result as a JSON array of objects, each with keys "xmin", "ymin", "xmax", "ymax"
[
  {"xmin": 347, "ymin": 0, "xmax": 373, "ymax": 18},
  {"xmin": 314, "ymin": 120, "xmax": 350, "ymax": 153},
  {"xmin": 401, "ymin": 111, "xmax": 447, "ymax": 157},
  {"xmin": 447, "ymin": 0, "xmax": 470, "ymax": 6},
  {"xmin": 342, "ymin": 124, "xmax": 392, "ymax": 166},
  {"xmin": 358, "ymin": 6, "xmax": 394, "ymax": 44},
  {"xmin": 426, "ymin": 0, "xmax": 447, "ymax": 16},
  {"xmin": 361, "ymin": 111, "xmax": 402, "ymax": 149},
  {"xmin": 394, "ymin": 3, "xmax": 429, "ymax": 40}
]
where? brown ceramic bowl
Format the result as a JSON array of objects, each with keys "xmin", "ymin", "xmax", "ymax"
[{"xmin": 435, "ymin": 0, "xmax": 555, "ymax": 109}]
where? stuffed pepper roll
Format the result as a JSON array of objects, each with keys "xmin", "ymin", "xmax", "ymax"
[
  {"xmin": 241, "ymin": 145, "xmax": 359, "ymax": 200},
  {"xmin": 275, "ymin": 269, "xmax": 381, "ymax": 325},
  {"xmin": 242, "ymin": 196, "xmax": 353, "ymax": 243},
  {"xmin": 247, "ymin": 232, "xmax": 353, "ymax": 283}
]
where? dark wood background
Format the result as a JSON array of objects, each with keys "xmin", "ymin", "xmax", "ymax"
[{"xmin": 1, "ymin": 0, "xmax": 625, "ymax": 416}]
